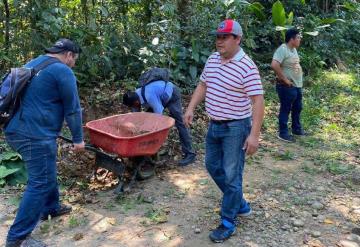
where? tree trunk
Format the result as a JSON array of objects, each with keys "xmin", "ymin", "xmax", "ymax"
[
  {"xmin": 81, "ymin": 0, "xmax": 89, "ymax": 24},
  {"xmin": 177, "ymin": 0, "xmax": 191, "ymax": 41},
  {"xmin": 143, "ymin": 0, "xmax": 152, "ymax": 25},
  {"xmin": 99, "ymin": 0, "xmax": 103, "ymax": 36},
  {"xmin": 3, "ymin": 0, "xmax": 10, "ymax": 51}
]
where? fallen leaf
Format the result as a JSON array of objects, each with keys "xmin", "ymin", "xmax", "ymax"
[
  {"xmin": 324, "ymin": 218, "xmax": 335, "ymax": 224},
  {"xmin": 107, "ymin": 218, "xmax": 116, "ymax": 225},
  {"xmin": 73, "ymin": 232, "xmax": 84, "ymax": 241}
]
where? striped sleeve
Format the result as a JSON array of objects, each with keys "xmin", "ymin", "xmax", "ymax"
[{"xmin": 242, "ymin": 67, "xmax": 264, "ymax": 96}]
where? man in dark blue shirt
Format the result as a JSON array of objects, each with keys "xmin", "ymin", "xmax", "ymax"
[
  {"xmin": 5, "ymin": 38, "xmax": 84, "ymax": 247},
  {"xmin": 123, "ymin": 79, "xmax": 196, "ymax": 166}
]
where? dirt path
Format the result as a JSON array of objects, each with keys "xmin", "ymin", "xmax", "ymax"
[{"xmin": 1, "ymin": 135, "xmax": 359, "ymax": 247}]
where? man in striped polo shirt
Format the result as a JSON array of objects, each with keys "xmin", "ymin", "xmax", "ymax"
[{"xmin": 184, "ymin": 19, "xmax": 264, "ymax": 243}]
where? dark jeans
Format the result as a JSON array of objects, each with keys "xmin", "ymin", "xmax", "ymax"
[
  {"xmin": 5, "ymin": 133, "xmax": 60, "ymax": 243},
  {"xmin": 205, "ymin": 118, "xmax": 251, "ymax": 222},
  {"xmin": 166, "ymin": 87, "xmax": 195, "ymax": 156},
  {"xmin": 276, "ymin": 84, "xmax": 303, "ymax": 135}
]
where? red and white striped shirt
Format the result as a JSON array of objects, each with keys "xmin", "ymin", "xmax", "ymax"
[{"xmin": 200, "ymin": 49, "xmax": 263, "ymax": 120}]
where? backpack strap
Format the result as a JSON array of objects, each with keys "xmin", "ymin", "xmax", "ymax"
[
  {"xmin": 18, "ymin": 57, "xmax": 62, "ymax": 120},
  {"xmin": 31, "ymin": 57, "xmax": 61, "ymax": 76},
  {"xmin": 141, "ymin": 80, "xmax": 168, "ymax": 105},
  {"xmin": 141, "ymin": 84, "xmax": 147, "ymax": 104}
]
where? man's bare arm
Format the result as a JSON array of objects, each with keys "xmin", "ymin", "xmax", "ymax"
[{"xmin": 184, "ymin": 81, "xmax": 207, "ymax": 127}]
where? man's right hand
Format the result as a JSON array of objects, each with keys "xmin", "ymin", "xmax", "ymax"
[
  {"xmin": 285, "ymin": 79, "xmax": 293, "ymax": 87},
  {"xmin": 184, "ymin": 109, "xmax": 194, "ymax": 128},
  {"xmin": 277, "ymin": 78, "xmax": 292, "ymax": 87},
  {"xmin": 72, "ymin": 141, "xmax": 85, "ymax": 152}
]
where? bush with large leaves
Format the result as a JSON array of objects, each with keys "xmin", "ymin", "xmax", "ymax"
[{"xmin": 0, "ymin": 142, "xmax": 26, "ymax": 186}]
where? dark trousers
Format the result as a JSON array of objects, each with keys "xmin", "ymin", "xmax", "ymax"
[
  {"xmin": 276, "ymin": 84, "xmax": 303, "ymax": 135},
  {"xmin": 5, "ymin": 133, "xmax": 59, "ymax": 243},
  {"xmin": 166, "ymin": 87, "xmax": 195, "ymax": 156}
]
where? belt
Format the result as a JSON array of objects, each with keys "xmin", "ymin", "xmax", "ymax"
[{"xmin": 210, "ymin": 119, "xmax": 239, "ymax": 124}]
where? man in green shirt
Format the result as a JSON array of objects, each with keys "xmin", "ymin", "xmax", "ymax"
[{"xmin": 271, "ymin": 28, "xmax": 305, "ymax": 142}]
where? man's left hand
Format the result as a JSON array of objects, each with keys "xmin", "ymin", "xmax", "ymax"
[
  {"xmin": 243, "ymin": 134, "xmax": 259, "ymax": 155},
  {"xmin": 73, "ymin": 141, "xmax": 85, "ymax": 152}
]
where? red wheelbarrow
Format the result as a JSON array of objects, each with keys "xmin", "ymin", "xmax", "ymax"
[{"xmin": 60, "ymin": 112, "xmax": 175, "ymax": 193}]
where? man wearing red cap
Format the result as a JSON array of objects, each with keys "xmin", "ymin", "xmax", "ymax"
[{"xmin": 184, "ymin": 19, "xmax": 264, "ymax": 242}]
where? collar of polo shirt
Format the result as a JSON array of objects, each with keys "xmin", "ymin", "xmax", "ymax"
[
  {"xmin": 231, "ymin": 48, "xmax": 245, "ymax": 62},
  {"xmin": 220, "ymin": 48, "xmax": 245, "ymax": 64}
]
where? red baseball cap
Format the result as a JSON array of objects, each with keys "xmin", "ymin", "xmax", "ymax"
[{"xmin": 211, "ymin": 19, "xmax": 243, "ymax": 36}]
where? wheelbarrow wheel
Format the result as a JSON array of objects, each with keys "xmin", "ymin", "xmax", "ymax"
[{"xmin": 136, "ymin": 159, "xmax": 155, "ymax": 180}]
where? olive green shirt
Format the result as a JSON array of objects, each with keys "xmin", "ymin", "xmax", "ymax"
[{"xmin": 273, "ymin": 44, "xmax": 303, "ymax": 88}]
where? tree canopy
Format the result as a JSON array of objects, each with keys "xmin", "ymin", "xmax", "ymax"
[{"xmin": 1, "ymin": 0, "xmax": 359, "ymax": 88}]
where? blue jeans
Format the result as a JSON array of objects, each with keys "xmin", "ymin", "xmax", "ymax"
[
  {"xmin": 276, "ymin": 84, "xmax": 303, "ymax": 135},
  {"xmin": 5, "ymin": 133, "xmax": 60, "ymax": 243},
  {"xmin": 205, "ymin": 118, "xmax": 251, "ymax": 222},
  {"xmin": 166, "ymin": 87, "xmax": 195, "ymax": 156}
]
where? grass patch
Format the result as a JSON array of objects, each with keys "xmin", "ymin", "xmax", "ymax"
[
  {"xmin": 68, "ymin": 215, "xmax": 80, "ymax": 228},
  {"xmin": 308, "ymin": 149, "xmax": 354, "ymax": 175},
  {"xmin": 115, "ymin": 194, "xmax": 149, "ymax": 212},
  {"xmin": 104, "ymin": 201, "xmax": 117, "ymax": 211},
  {"xmin": 162, "ymin": 187, "xmax": 187, "ymax": 199},
  {"xmin": 325, "ymin": 162, "xmax": 354, "ymax": 175},
  {"xmin": 273, "ymin": 150, "xmax": 296, "ymax": 161},
  {"xmin": 144, "ymin": 207, "xmax": 168, "ymax": 224},
  {"xmin": 291, "ymin": 196, "xmax": 309, "ymax": 206},
  {"xmin": 301, "ymin": 164, "xmax": 322, "ymax": 175}
]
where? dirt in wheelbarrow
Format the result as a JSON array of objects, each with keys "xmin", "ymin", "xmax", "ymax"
[{"xmin": 1, "ymin": 91, "xmax": 360, "ymax": 247}]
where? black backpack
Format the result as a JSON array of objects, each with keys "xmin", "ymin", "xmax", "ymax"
[
  {"xmin": 138, "ymin": 67, "xmax": 170, "ymax": 105},
  {"xmin": 0, "ymin": 57, "xmax": 60, "ymax": 129}
]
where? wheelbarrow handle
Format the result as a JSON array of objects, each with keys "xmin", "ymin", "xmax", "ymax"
[{"xmin": 58, "ymin": 135, "xmax": 99, "ymax": 153}]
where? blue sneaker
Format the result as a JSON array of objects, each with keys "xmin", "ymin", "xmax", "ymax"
[
  {"xmin": 209, "ymin": 219, "xmax": 236, "ymax": 243},
  {"xmin": 238, "ymin": 203, "xmax": 252, "ymax": 217}
]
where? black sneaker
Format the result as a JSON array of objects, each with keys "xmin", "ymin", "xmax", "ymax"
[
  {"xmin": 292, "ymin": 129, "xmax": 307, "ymax": 136},
  {"xmin": 277, "ymin": 134, "xmax": 295, "ymax": 143},
  {"xmin": 209, "ymin": 222, "xmax": 236, "ymax": 243},
  {"xmin": 178, "ymin": 153, "xmax": 196, "ymax": 166},
  {"xmin": 6, "ymin": 236, "xmax": 47, "ymax": 247},
  {"xmin": 41, "ymin": 204, "xmax": 72, "ymax": 221},
  {"xmin": 5, "ymin": 239, "xmax": 23, "ymax": 247},
  {"xmin": 21, "ymin": 237, "xmax": 47, "ymax": 247}
]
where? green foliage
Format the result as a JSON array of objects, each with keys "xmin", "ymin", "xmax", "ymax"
[
  {"xmin": 144, "ymin": 207, "xmax": 168, "ymax": 224},
  {"xmin": 0, "ymin": 0, "xmax": 359, "ymax": 89},
  {"xmin": 0, "ymin": 140, "xmax": 26, "ymax": 186},
  {"xmin": 272, "ymin": 1, "xmax": 286, "ymax": 26}
]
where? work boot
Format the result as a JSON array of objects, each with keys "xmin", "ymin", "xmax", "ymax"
[{"xmin": 178, "ymin": 153, "xmax": 196, "ymax": 166}]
